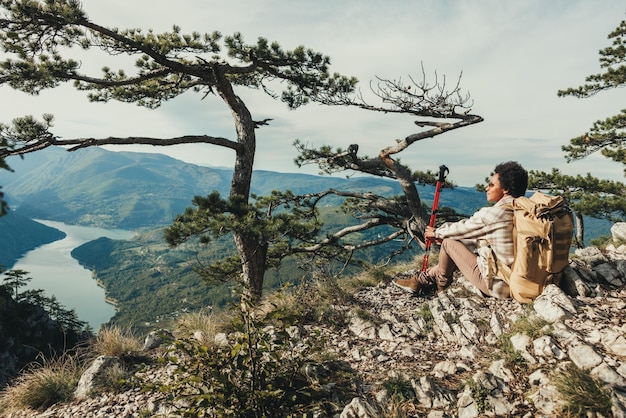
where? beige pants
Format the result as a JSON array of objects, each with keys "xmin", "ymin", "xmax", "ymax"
[{"xmin": 427, "ymin": 239, "xmax": 490, "ymax": 295}]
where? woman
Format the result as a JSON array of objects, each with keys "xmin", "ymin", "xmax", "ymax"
[{"xmin": 394, "ymin": 161, "xmax": 528, "ymax": 298}]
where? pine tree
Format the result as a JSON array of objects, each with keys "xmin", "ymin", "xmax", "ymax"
[
  {"xmin": 529, "ymin": 17, "xmax": 626, "ymax": 245},
  {"xmin": 557, "ymin": 19, "xmax": 626, "ymax": 172},
  {"xmin": 0, "ymin": 0, "xmax": 357, "ymax": 301},
  {"xmin": 1, "ymin": 268, "xmax": 32, "ymax": 301}
]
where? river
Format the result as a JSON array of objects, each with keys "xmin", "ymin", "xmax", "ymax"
[{"xmin": 8, "ymin": 220, "xmax": 134, "ymax": 331}]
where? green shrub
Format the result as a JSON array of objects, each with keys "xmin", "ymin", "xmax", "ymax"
[
  {"xmin": 552, "ymin": 363, "xmax": 612, "ymax": 416},
  {"xmin": 414, "ymin": 303, "xmax": 434, "ymax": 333},
  {"xmin": 165, "ymin": 296, "xmax": 338, "ymax": 417},
  {"xmin": 589, "ymin": 234, "xmax": 614, "ymax": 248},
  {"xmin": 509, "ymin": 309, "xmax": 551, "ymax": 339},
  {"xmin": 382, "ymin": 375, "xmax": 414, "ymax": 402},
  {"xmin": 498, "ymin": 309, "xmax": 551, "ymax": 366},
  {"xmin": 289, "ymin": 278, "xmax": 350, "ymax": 328},
  {"xmin": 465, "ymin": 378, "xmax": 491, "ymax": 414},
  {"xmin": 498, "ymin": 333, "xmax": 526, "ymax": 366}
]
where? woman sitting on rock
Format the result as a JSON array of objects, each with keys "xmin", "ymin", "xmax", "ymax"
[{"xmin": 393, "ymin": 161, "xmax": 528, "ymax": 298}]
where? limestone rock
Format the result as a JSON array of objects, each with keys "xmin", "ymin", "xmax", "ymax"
[
  {"xmin": 142, "ymin": 329, "xmax": 174, "ymax": 350},
  {"xmin": 510, "ymin": 333, "xmax": 536, "ymax": 364},
  {"xmin": 412, "ymin": 375, "xmax": 455, "ymax": 409},
  {"xmin": 575, "ymin": 246, "xmax": 609, "ymax": 265},
  {"xmin": 340, "ymin": 397, "xmax": 378, "ymax": 418},
  {"xmin": 611, "ymin": 222, "xmax": 626, "ymax": 242},
  {"xmin": 533, "ymin": 284, "xmax": 576, "ymax": 322},
  {"xmin": 560, "ymin": 265, "xmax": 593, "ymax": 297},
  {"xmin": 348, "ymin": 315, "xmax": 377, "ymax": 340},
  {"xmin": 74, "ymin": 356, "xmax": 121, "ymax": 400},
  {"xmin": 594, "ymin": 262, "xmax": 624, "ymax": 287},
  {"xmin": 528, "ymin": 369, "xmax": 560, "ymax": 416},
  {"xmin": 532, "ymin": 335, "xmax": 566, "ymax": 361},
  {"xmin": 567, "ymin": 340, "xmax": 604, "ymax": 370}
]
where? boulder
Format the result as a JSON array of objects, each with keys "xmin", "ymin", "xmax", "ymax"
[{"xmin": 74, "ymin": 356, "xmax": 121, "ymax": 400}]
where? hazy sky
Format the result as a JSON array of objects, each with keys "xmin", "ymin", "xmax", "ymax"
[{"xmin": 1, "ymin": 0, "xmax": 625, "ymax": 186}]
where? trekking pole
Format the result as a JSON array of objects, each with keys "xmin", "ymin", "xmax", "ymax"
[{"xmin": 421, "ymin": 165, "xmax": 449, "ymax": 272}]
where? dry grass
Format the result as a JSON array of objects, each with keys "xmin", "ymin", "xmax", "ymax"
[
  {"xmin": 175, "ymin": 309, "xmax": 231, "ymax": 346},
  {"xmin": 93, "ymin": 325, "xmax": 143, "ymax": 357},
  {"xmin": 509, "ymin": 309, "xmax": 551, "ymax": 339},
  {"xmin": 340, "ymin": 269, "xmax": 385, "ymax": 293},
  {"xmin": 0, "ymin": 354, "xmax": 83, "ymax": 412},
  {"xmin": 263, "ymin": 258, "xmax": 422, "ymax": 329}
]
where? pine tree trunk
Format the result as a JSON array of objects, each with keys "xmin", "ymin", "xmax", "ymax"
[
  {"xmin": 234, "ymin": 236, "xmax": 269, "ymax": 301},
  {"xmin": 217, "ymin": 71, "xmax": 268, "ymax": 301}
]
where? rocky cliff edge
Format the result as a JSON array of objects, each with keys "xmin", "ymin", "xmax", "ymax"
[{"xmin": 5, "ymin": 224, "xmax": 626, "ymax": 418}]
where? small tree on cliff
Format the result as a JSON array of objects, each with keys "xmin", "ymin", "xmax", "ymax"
[
  {"xmin": 0, "ymin": 0, "xmax": 359, "ymax": 300},
  {"xmin": 0, "ymin": 268, "xmax": 31, "ymax": 301},
  {"xmin": 0, "ymin": 0, "xmax": 482, "ymax": 301},
  {"xmin": 292, "ymin": 71, "xmax": 481, "ymax": 256},
  {"xmin": 528, "ymin": 17, "xmax": 626, "ymax": 246}
]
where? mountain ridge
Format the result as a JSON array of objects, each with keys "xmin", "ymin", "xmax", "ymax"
[
  {"xmin": 1, "ymin": 147, "xmax": 487, "ymax": 229},
  {"xmin": 2, "ymin": 242, "xmax": 626, "ymax": 416}
]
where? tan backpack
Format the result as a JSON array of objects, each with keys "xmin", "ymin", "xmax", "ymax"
[{"xmin": 488, "ymin": 191, "xmax": 574, "ymax": 303}]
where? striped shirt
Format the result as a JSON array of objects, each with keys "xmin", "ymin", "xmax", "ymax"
[{"xmin": 434, "ymin": 195, "xmax": 515, "ymax": 296}]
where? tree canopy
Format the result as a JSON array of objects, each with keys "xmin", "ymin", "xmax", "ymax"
[{"xmin": 557, "ymin": 19, "xmax": 626, "ymax": 173}]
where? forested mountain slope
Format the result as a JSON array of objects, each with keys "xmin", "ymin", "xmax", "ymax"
[{"xmin": 0, "ymin": 211, "xmax": 66, "ymax": 269}]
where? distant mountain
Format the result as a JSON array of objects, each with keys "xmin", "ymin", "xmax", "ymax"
[
  {"xmin": 0, "ymin": 211, "xmax": 66, "ymax": 269},
  {"xmin": 2, "ymin": 147, "xmax": 231, "ymax": 228},
  {"xmin": 0, "ymin": 146, "xmax": 66, "ymax": 185},
  {"xmin": 1, "ymin": 147, "xmax": 487, "ymax": 229}
]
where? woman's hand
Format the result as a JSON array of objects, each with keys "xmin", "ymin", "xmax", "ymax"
[{"xmin": 425, "ymin": 226, "xmax": 442, "ymax": 243}]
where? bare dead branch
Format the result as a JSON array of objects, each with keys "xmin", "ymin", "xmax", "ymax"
[
  {"xmin": 381, "ymin": 114, "xmax": 484, "ymax": 159},
  {"xmin": 296, "ymin": 218, "xmax": 384, "ymax": 252}
]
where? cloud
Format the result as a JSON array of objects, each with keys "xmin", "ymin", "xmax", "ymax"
[{"xmin": 1, "ymin": 0, "xmax": 624, "ymax": 186}]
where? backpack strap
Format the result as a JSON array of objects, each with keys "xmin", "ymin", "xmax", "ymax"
[{"xmin": 485, "ymin": 242, "xmax": 512, "ymax": 285}]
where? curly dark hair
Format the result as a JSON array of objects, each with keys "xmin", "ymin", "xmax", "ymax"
[{"xmin": 494, "ymin": 161, "xmax": 528, "ymax": 198}]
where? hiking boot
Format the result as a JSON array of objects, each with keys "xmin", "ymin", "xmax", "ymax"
[
  {"xmin": 392, "ymin": 276, "xmax": 421, "ymax": 294},
  {"xmin": 436, "ymin": 275, "xmax": 454, "ymax": 292},
  {"xmin": 393, "ymin": 272, "xmax": 435, "ymax": 294}
]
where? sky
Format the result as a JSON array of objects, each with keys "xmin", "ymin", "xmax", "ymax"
[{"xmin": 1, "ymin": 0, "xmax": 625, "ymax": 187}]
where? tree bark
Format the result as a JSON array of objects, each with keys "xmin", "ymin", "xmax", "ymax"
[{"xmin": 214, "ymin": 64, "xmax": 266, "ymax": 300}]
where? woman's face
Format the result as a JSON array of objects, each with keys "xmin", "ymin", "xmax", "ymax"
[{"xmin": 486, "ymin": 173, "xmax": 508, "ymax": 203}]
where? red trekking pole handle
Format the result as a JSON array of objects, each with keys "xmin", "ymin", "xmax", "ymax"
[{"xmin": 421, "ymin": 165, "xmax": 449, "ymax": 272}]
